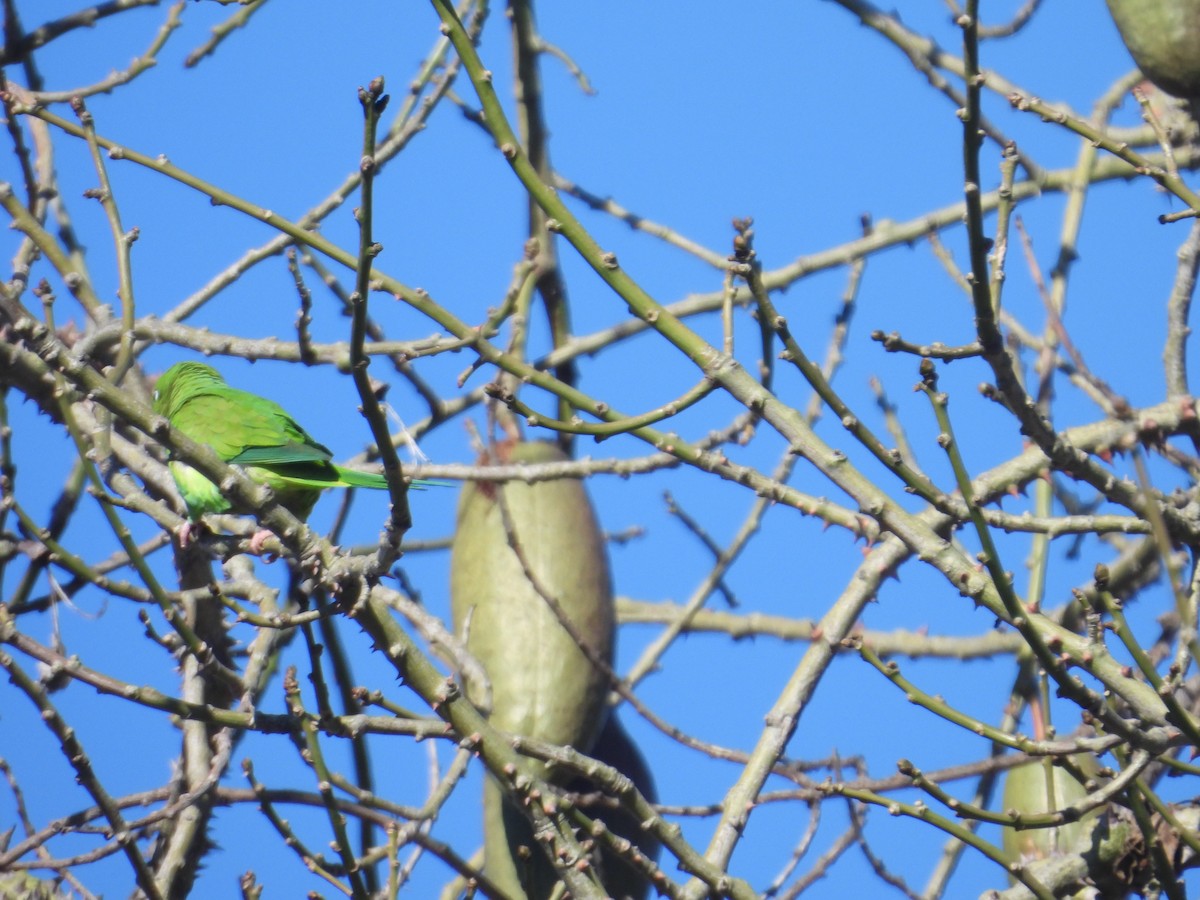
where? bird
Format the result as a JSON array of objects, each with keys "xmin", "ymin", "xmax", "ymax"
[{"xmin": 153, "ymin": 361, "xmax": 428, "ymax": 539}]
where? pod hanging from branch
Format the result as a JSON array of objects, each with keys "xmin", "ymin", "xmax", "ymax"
[
  {"xmin": 1001, "ymin": 755, "xmax": 1101, "ymax": 869},
  {"xmin": 451, "ymin": 440, "xmax": 658, "ymax": 898},
  {"xmin": 451, "ymin": 440, "xmax": 615, "ymax": 755}
]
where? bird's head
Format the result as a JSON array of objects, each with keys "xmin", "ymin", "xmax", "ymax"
[{"xmin": 153, "ymin": 362, "xmax": 226, "ymax": 417}]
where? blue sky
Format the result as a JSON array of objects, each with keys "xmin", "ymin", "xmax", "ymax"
[{"xmin": 2, "ymin": 2, "xmax": 1198, "ymax": 897}]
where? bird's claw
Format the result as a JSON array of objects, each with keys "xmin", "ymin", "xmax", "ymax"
[
  {"xmin": 176, "ymin": 521, "xmax": 198, "ymax": 547},
  {"xmin": 248, "ymin": 528, "xmax": 279, "ymax": 560}
]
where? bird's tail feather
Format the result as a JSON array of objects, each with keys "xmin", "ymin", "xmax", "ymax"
[{"xmin": 332, "ymin": 465, "xmax": 446, "ymax": 490}]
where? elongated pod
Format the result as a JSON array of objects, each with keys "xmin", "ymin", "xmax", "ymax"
[
  {"xmin": 452, "ymin": 440, "xmax": 623, "ymax": 896},
  {"xmin": 1106, "ymin": 0, "xmax": 1200, "ymax": 100},
  {"xmin": 450, "ymin": 440, "xmax": 615, "ymax": 756},
  {"xmin": 1001, "ymin": 755, "xmax": 1100, "ymax": 868}
]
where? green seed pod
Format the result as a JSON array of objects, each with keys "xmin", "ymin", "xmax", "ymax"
[
  {"xmin": 451, "ymin": 440, "xmax": 615, "ymax": 754},
  {"xmin": 1106, "ymin": 0, "xmax": 1200, "ymax": 100},
  {"xmin": 452, "ymin": 440, "xmax": 621, "ymax": 898},
  {"xmin": 1001, "ymin": 756, "xmax": 1100, "ymax": 867}
]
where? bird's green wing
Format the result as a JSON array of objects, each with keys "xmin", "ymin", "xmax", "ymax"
[
  {"xmin": 171, "ymin": 386, "xmax": 329, "ymax": 463},
  {"xmin": 193, "ymin": 389, "xmax": 411, "ymax": 492}
]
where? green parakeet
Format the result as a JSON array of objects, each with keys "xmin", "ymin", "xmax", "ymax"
[{"xmin": 153, "ymin": 361, "xmax": 426, "ymax": 523}]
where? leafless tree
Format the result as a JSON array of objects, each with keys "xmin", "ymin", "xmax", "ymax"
[{"xmin": 1, "ymin": 2, "xmax": 1198, "ymax": 898}]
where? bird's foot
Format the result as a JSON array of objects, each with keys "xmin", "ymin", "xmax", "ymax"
[
  {"xmin": 175, "ymin": 520, "xmax": 204, "ymax": 548},
  {"xmin": 248, "ymin": 528, "xmax": 279, "ymax": 560}
]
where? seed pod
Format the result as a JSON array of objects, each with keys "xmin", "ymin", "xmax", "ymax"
[
  {"xmin": 1001, "ymin": 756, "xmax": 1100, "ymax": 866},
  {"xmin": 450, "ymin": 440, "xmax": 614, "ymax": 756},
  {"xmin": 1106, "ymin": 0, "xmax": 1200, "ymax": 101},
  {"xmin": 453, "ymin": 440, "xmax": 622, "ymax": 897}
]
